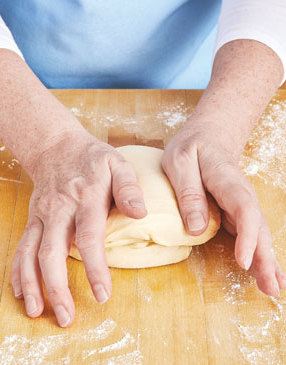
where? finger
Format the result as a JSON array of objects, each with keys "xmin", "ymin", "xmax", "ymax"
[
  {"xmin": 234, "ymin": 205, "xmax": 260, "ymax": 270},
  {"xmin": 275, "ymin": 260, "xmax": 286, "ymax": 290},
  {"xmin": 109, "ymin": 155, "xmax": 147, "ymax": 219},
  {"xmin": 11, "ymin": 251, "xmax": 23, "ymax": 299},
  {"xmin": 75, "ymin": 201, "xmax": 112, "ymax": 304},
  {"xmin": 11, "ymin": 216, "xmax": 43, "ymax": 304},
  {"xmin": 38, "ymin": 214, "xmax": 75, "ymax": 328},
  {"xmin": 206, "ymin": 168, "xmax": 261, "ymax": 270},
  {"xmin": 162, "ymin": 147, "xmax": 209, "ymax": 235},
  {"xmin": 18, "ymin": 217, "xmax": 45, "ymax": 318},
  {"xmin": 268, "ymin": 244, "xmax": 286, "ymax": 291},
  {"xmin": 251, "ymin": 227, "xmax": 280, "ymax": 296},
  {"xmin": 221, "ymin": 211, "xmax": 237, "ymax": 236}
]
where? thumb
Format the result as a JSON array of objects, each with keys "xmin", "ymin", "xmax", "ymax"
[
  {"xmin": 162, "ymin": 147, "xmax": 210, "ymax": 235},
  {"xmin": 109, "ymin": 154, "xmax": 147, "ymax": 219}
]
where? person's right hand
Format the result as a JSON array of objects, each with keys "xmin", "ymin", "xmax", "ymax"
[{"xmin": 10, "ymin": 130, "xmax": 147, "ymax": 327}]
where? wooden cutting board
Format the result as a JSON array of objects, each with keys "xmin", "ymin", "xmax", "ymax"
[{"xmin": 0, "ymin": 89, "xmax": 286, "ymax": 364}]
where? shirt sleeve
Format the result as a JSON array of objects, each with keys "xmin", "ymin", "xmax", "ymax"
[
  {"xmin": 0, "ymin": 15, "xmax": 24, "ymax": 60},
  {"xmin": 214, "ymin": 0, "xmax": 286, "ymax": 84}
]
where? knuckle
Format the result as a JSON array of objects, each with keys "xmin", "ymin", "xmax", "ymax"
[
  {"xmin": 203, "ymin": 161, "xmax": 236, "ymax": 189},
  {"xmin": 85, "ymin": 267, "xmax": 101, "ymax": 280},
  {"xmin": 78, "ymin": 245, "xmax": 96, "ymax": 255},
  {"xmin": 178, "ymin": 188, "xmax": 205, "ymax": 208},
  {"xmin": 162, "ymin": 146, "xmax": 193, "ymax": 174},
  {"xmin": 259, "ymin": 227, "xmax": 273, "ymax": 245},
  {"xmin": 65, "ymin": 176, "xmax": 86, "ymax": 197},
  {"xmin": 237, "ymin": 201, "xmax": 260, "ymax": 218},
  {"xmin": 87, "ymin": 142, "xmax": 113, "ymax": 159},
  {"xmin": 18, "ymin": 242, "xmax": 37, "ymax": 257},
  {"xmin": 37, "ymin": 194, "xmax": 57, "ymax": 217},
  {"xmin": 37, "ymin": 192, "xmax": 74, "ymax": 220},
  {"xmin": 13, "ymin": 248, "xmax": 22, "ymax": 260},
  {"xmin": 25, "ymin": 221, "xmax": 39, "ymax": 233},
  {"xmin": 76, "ymin": 230, "xmax": 97, "ymax": 247},
  {"xmin": 10, "ymin": 274, "xmax": 20, "ymax": 286},
  {"xmin": 116, "ymin": 157, "xmax": 131, "ymax": 168},
  {"xmin": 38, "ymin": 245, "xmax": 57, "ymax": 262},
  {"xmin": 21, "ymin": 279, "xmax": 35, "ymax": 291},
  {"xmin": 46, "ymin": 286, "xmax": 62, "ymax": 299},
  {"xmin": 115, "ymin": 182, "xmax": 140, "ymax": 197},
  {"xmin": 64, "ymin": 176, "xmax": 99, "ymax": 205}
]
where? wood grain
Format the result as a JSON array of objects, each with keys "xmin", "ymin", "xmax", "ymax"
[{"xmin": 0, "ymin": 89, "xmax": 286, "ymax": 364}]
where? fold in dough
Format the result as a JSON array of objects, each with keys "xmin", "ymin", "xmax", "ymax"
[{"xmin": 69, "ymin": 145, "xmax": 221, "ymax": 268}]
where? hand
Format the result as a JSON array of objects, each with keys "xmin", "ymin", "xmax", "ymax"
[
  {"xmin": 10, "ymin": 131, "xmax": 147, "ymax": 327},
  {"xmin": 162, "ymin": 121, "xmax": 286, "ymax": 296}
]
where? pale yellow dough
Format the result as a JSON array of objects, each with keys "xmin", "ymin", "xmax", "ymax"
[{"xmin": 69, "ymin": 145, "xmax": 221, "ymax": 268}]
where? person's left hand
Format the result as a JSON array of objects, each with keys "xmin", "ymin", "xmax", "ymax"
[{"xmin": 162, "ymin": 120, "xmax": 286, "ymax": 296}]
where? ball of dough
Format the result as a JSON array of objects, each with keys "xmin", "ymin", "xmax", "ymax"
[{"xmin": 69, "ymin": 145, "xmax": 221, "ymax": 268}]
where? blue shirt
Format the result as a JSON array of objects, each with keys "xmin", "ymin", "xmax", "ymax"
[{"xmin": 0, "ymin": 0, "xmax": 221, "ymax": 89}]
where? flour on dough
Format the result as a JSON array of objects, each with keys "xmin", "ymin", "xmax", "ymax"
[{"xmin": 69, "ymin": 145, "xmax": 221, "ymax": 268}]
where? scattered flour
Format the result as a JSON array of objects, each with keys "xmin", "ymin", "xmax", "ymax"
[
  {"xmin": 137, "ymin": 274, "xmax": 152, "ymax": 303},
  {"xmin": 0, "ymin": 318, "xmax": 142, "ymax": 365},
  {"xmin": 91, "ymin": 350, "xmax": 143, "ymax": 365},
  {"xmin": 190, "ymin": 238, "xmax": 286, "ymax": 364},
  {"xmin": 83, "ymin": 333, "xmax": 135, "ymax": 359},
  {"xmin": 69, "ymin": 103, "xmax": 191, "ymax": 138},
  {"xmin": 70, "ymin": 99, "xmax": 286, "ymax": 194},
  {"xmin": 232, "ymin": 295, "xmax": 286, "ymax": 365},
  {"xmin": 240, "ymin": 99, "xmax": 286, "ymax": 191},
  {"xmin": 222, "ymin": 271, "xmax": 255, "ymax": 305},
  {"xmin": 156, "ymin": 104, "xmax": 191, "ymax": 128}
]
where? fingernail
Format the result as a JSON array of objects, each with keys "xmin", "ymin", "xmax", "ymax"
[
  {"xmin": 186, "ymin": 212, "xmax": 205, "ymax": 231},
  {"xmin": 25, "ymin": 295, "xmax": 38, "ymax": 315},
  {"xmin": 243, "ymin": 254, "xmax": 253, "ymax": 270},
  {"xmin": 93, "ymin": 284, "xmax": 109, "ymax": 304},
  {"xmin": 54, "ymin": 305, "xmax": 71, "ymax": 327},
  {"xmin": 123, "ymin": 200, "xmax": 145, "ymax": 209}
]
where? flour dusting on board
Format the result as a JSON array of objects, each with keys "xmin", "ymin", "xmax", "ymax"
[
  {"xmin": 0, "ymin": 318, "xmax": 142, "ymax": 364},
  {"xmin": 91, "ymin": 350, "xmax": 143, "ymax": 365},
  {"xmin": 70, "ymin": 102, "xmax": 191, "ymax": 139},
  {"xmin": 189, "ymin": 236, "xmax": 286, "ymax": 365},
  {"xmin": 137, "ymin": 273, "xmax": 152, "ymax": 303},
  {"xmin": 240, "ymin": 99, "xmax": 286, "ymax": 191},
  {"xmin": 232, "ymin": 296, "xmax": 286, "ymax": 365},
  {"xmin": 82, "ymin": 333, "xmax": 135, "ymax": 359},
  {"xmin": 156, "ymin": 103, "xmax": 190, "ymax": 128},
  {"xmin": 222, "ymin": 271, "xmax": 255, "ymax": 305},
  {"xmin": 222, "ymin": 269, "xmax": 286, "ymax": 363},
  {"xmin": 70, "ymin": 99, "xmax": 286, "ymax": 193}
]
